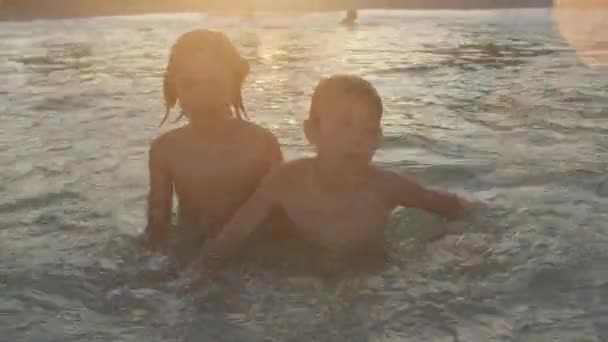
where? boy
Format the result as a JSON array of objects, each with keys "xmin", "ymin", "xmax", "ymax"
[{"xmin": 199, "ymin": 74, "xmax": 477, "ymax": 275}]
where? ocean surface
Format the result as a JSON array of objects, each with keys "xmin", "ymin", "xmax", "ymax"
[{"xmin": 1, "ymin": 8, "xmax": 608, "ymax": 342}]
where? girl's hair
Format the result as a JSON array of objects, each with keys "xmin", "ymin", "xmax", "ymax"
[
  {"xmin": 308, "ymin": 74, "xmax": 383, "ymax": 125},
  {"xmin": 160, "ymin": 29, "xmax": 250, "ymax": 126}
]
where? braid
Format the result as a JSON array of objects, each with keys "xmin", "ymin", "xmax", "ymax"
[
  {"xmin": 233, "ymin": 59, "xmax": 249, "ymax": 120},
  {"xmin": 160, "ymin": 70, "xmax": 177, "ymax": 126}
]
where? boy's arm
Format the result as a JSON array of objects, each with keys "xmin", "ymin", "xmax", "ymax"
[
  {"xmin": 199, "ymin": 167, "xmax": 280, "ymax": 273},
  {"xmin": 265, "ymin": 129, "xmax": 284, "ymax": 167},
  {"xmin": 144, "ymin": 140, "xmax": 173, "ymax": 253},
  {"xmin": 381, "ymin": 169, "xmax": 471, "ymax": 221}
]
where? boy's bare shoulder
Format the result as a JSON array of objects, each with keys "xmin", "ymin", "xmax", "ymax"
[
  {"xmin": 370, "ymin": 164, "xmax": 399, "ymax": 182},
  {"xmin": 370, "ymin": 165, "xmax": 418, "ymax": 198},
  {"xmin": 274, "ymin": 159, "xmax": 393, "ymax": 185}
]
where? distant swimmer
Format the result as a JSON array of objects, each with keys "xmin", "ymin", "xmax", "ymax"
[
  {"xmin": 483, "ymin": 42, "xmax": 503, "ymax": 57},
  {"xmin": 340, "ymin": 9, "xmax": 358, "ymax": 26}
]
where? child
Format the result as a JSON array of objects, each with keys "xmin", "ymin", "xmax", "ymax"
[
  {"xmin": 198, "ymin": 74, "xmax": 477, "ymax": 275},
  {"xmin": 144, "ymin": 30, "xmax": 282, "ymax": 267}
]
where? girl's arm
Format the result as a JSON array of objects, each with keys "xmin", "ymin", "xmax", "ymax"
[{"xmin": 144, "ymin": 139, "xmax": 173, "ymax": 253}]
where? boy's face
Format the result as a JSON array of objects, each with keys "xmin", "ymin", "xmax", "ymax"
[
  {"xmin": 173, "ymin": 51, "xmax": 234, "ymax": 119},
  {"xmin": 313, "ymin": 94, "xmax": 382, "ymax": 165}
]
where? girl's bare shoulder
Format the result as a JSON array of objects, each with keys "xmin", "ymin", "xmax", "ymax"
[
  {"xmin": 232, "ymin": 120, "xmax": 279, "ymax": 146},
  {"xmin": 149, "ymin": 126, "xmax": 190, "ymax": 153}
]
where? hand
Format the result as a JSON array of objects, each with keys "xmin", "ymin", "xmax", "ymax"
[
  {"xmin": 144, "ymin": 232, "xmax": 169, "ymax": 254},
  {"xmin": 431, "ymin": 196, "xmax": 485, "ymax": 242},
  {"xmin": 176, "ymin": 249, "xmax": 222, "ymax": 296},
  {"xmin": 148, "ymin": 241, "xmax": 168, "ymax": 255},
  {"xmin": 196, "ymin": 246, "xmax": 223, "ymax": 280}
]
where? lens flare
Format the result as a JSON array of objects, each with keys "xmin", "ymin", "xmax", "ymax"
[{"xmin": 554, "ymin": 0, "xmax": 608, "ymax": 70}]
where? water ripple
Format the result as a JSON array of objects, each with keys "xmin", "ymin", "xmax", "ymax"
[{"xmin": 1, "ymin": 8, "xmax": 607, "ymax": 342}]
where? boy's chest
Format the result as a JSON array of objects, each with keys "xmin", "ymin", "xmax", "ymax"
[{"xmin": 278, "ymin": 183, "xmax": 391, "ymax": 246}]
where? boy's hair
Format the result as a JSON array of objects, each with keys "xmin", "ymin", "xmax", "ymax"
[
  {"xmin": 308, "ymin": 74, "xmax": 383, "ymax": 124},
  {"xmin": 161, "ymin": 29, "xmax": 250, "ymax": 126}
]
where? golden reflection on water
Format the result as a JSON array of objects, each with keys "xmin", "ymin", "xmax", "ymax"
[{"xmin": 554, "ymin": 0, "xmax": 608, "ymax": 70}]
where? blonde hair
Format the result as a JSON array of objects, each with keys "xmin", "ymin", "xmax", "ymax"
[
  {"xmin": 161, "ymin": 29, "xmax": 250, "ymax": 126},
  {"xmin": 309, "ymin": 74, "xmax": 383, "ymax": 125}
]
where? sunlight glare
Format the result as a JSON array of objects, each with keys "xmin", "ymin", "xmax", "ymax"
[{"xmin": 554, "ymin": 0, "xmax": 608, "ymax": 70}]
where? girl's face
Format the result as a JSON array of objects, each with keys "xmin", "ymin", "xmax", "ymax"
[{"xmin": 173, "ymin": 51, "xmax": 235, "ymax": 120}]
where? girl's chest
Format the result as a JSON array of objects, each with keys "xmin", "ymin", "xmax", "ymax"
[{"xmin": 172, "ymin": 144, "xmax": 264, "ymax": 185}]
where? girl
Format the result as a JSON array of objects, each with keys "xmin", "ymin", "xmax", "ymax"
[{"xmin": 144, "ymin": 30, "xmax": 282, "ymax": 268}]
